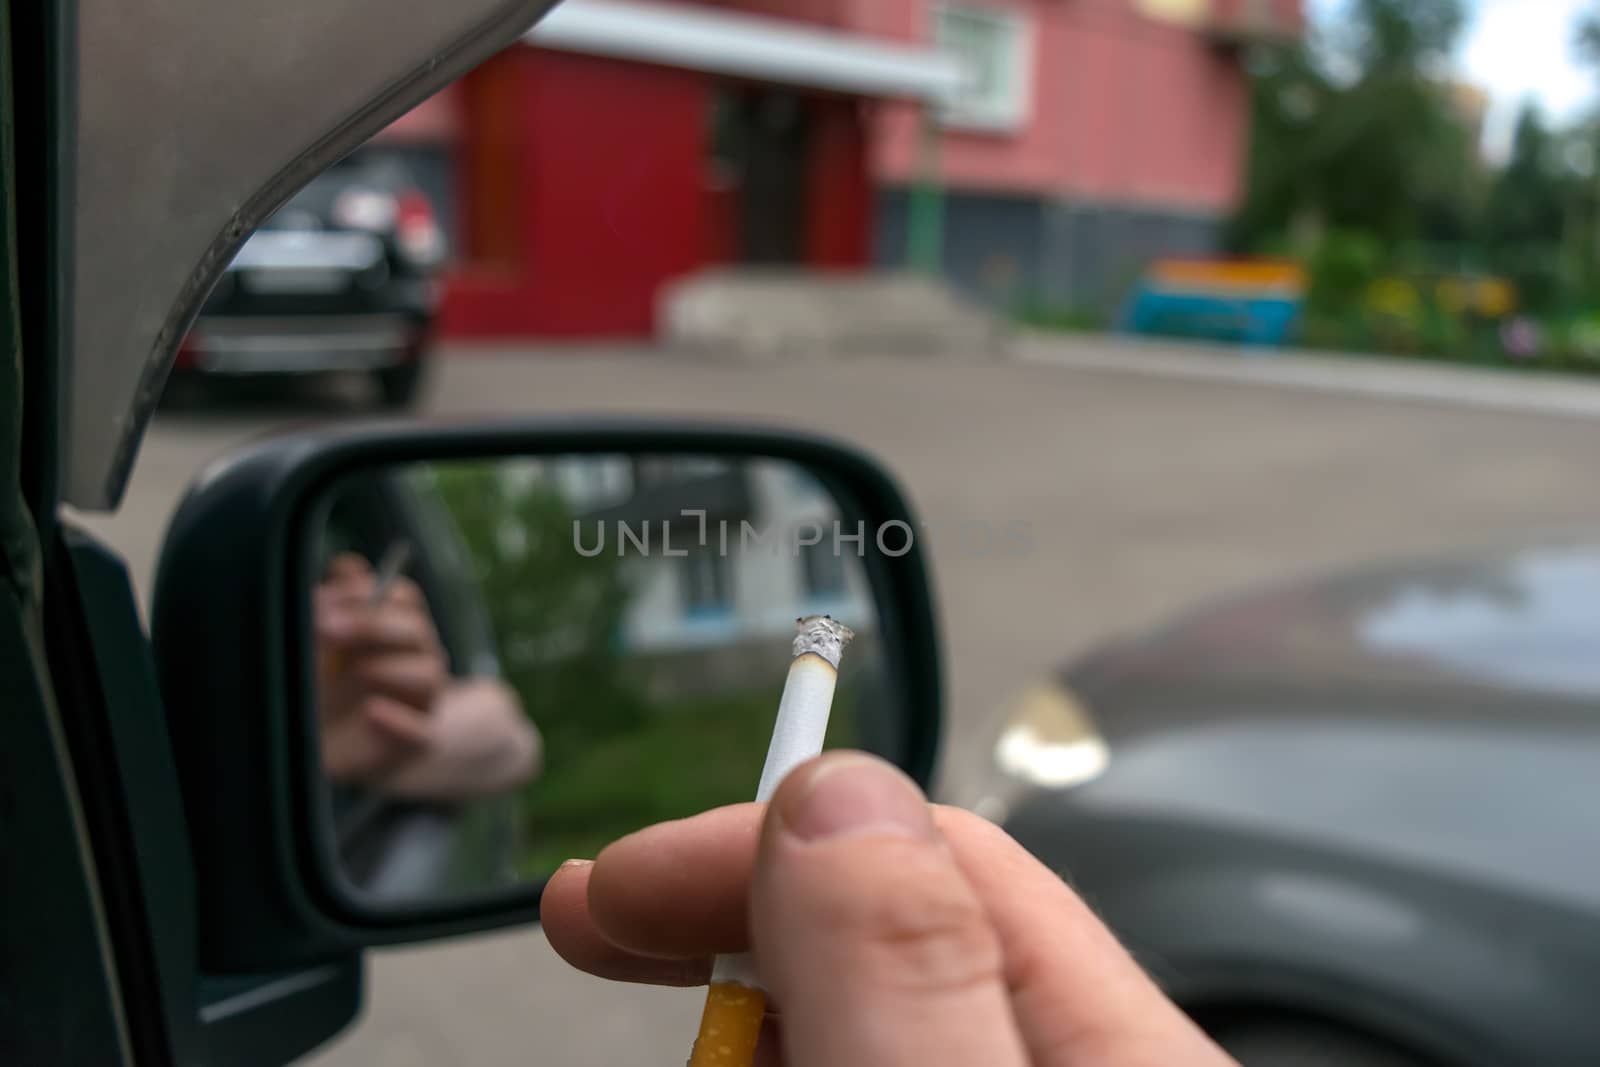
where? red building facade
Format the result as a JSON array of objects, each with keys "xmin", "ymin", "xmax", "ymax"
[{"xmin": 379, "ymin": 0, "xmax": 1300, "ymax": 339}]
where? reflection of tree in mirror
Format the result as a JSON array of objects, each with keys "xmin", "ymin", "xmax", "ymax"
[
  {"xmin": 427, "ymin": 461, "xmax": 645, "ymax": 750},
  {"xmin": 517, "ymin": 673, "xmax": 864, "ymax": 876}
]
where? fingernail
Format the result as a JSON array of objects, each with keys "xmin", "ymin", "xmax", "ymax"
[
  {"xmin": 779, "ymin": 753, "xmax": 932, "ymax": 843},
  {"xmin": 557, "ymin": 858, "xmax": 593, "ymax": 871}
]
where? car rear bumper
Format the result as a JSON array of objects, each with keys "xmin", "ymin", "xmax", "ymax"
[{"xmin": 182, "ymin": 314, "xmax": 424, "ymax": 375}]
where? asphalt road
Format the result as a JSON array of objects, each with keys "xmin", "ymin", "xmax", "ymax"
[{"xmin": 79, "ymin": 337, "xmax": 1600, "ymax": 1065}]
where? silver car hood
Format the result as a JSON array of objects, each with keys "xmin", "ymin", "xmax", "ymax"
[{"xmin": 1068, "ymin": 539, "xmax": 1600, "ymax": 734}]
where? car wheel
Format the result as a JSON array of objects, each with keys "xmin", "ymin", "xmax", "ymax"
[
  {"xmin": 375, "ymin": 363, "xmax": 424, "ymax": 408},
  {"xmin": 1209, "ymin": 1016, "xmax": 1431, "ymax": 1067}
]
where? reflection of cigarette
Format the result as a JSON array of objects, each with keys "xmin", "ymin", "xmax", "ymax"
[
  {"xmin": 368, "ymin": 540, "xmax": 412, "ymax": 608},
  {"xmin": 687, "ymin": 615, "xmax": 854, "ymax": 1067}
]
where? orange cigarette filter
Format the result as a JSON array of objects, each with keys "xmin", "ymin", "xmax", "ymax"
[{"xmin": 687, "ymin": 981, "xmax": 767, "ymax": 1067}]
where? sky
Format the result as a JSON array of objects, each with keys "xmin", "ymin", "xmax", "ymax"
[{"xmin": 1308, "ymin": 0, "xmax": 1597, "ymax": 158}]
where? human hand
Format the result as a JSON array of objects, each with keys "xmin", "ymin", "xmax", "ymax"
[
  {"xmin": 542, "ymin": 751, "xmax": 1237, "ymax": 1067},
  {"xmin": 378, "ymin": 677, "xmax": 542, "ymax": 801},
  {"xmin": 315, "ymin": 552, "xmax": 448, "ymax": 784}
]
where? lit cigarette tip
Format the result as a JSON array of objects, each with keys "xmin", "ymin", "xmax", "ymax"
[{"xmin": 792, "ymin": 613, "xmax": 853, "ymax": 669}]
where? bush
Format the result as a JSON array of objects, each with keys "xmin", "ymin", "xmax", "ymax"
[
  {"xmin": 428, "ymin": 462, "xmax": 646, "ymax": 751},
  {"xmin": 1306, "ymin": 230, "xmax": 1385, "ymax": 318}
]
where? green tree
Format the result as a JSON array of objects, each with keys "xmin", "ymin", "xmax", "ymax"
[
  {"xmin": 1482, "ymin": 104, "xmax": 1574, "ymax": 311},
  {"xmin": 1576, "ymin": 4, "xmax": 1600, "ymax": 70},
  {"xmin": 1484, "ymin": 105, "xmax": 1565, "ymax": 246},
  {"xmin": 1569, "ymin": 4, "xmax": 1600, "ymax": 292},
  {"xmin": 427, "ymin": 461, "xmax": 643, "ymax": 752},
  {"xmin": 1342, "ymin": 0, "xmax": 1464, "ymax": 69},
  {"xmin": 1234, "ymin": 0, "xmax": 1476, "ymax": 250}
]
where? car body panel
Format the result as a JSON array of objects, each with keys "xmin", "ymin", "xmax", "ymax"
[
  {"xmin": 1008, "ymin": 790, "xmax": 1598, "ymax": 1065},
  {"xmin": 1068, "ymin": 540, "xmax": 1600, "ymax": 737},
  {"xmin": 69, "ymin": 0, "xmax": 556, "ymax": 509},
  {"xmin": 1065, "ymin": 718, "xmax": 1600, "ymax": 915},
  {"xmin": 184, "ymin": 314, "xmax": 420, "ymax": 374},
  {"xmin": 14, "ymin": 0, "xmax": 564, "ymax": 1057},
  {"xmin": 1005, "ymin": 540, "xmax": 1600, "ymax": 1062}
]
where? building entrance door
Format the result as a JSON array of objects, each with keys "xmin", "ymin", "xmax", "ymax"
[{"xmin": 713, "ymin": 87, "xmax": 813, "ymax": 264}]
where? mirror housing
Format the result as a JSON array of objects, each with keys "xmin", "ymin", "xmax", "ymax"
[{"xmin": 152, "ymin": 420, "xmax": 943, "ymax": 972}]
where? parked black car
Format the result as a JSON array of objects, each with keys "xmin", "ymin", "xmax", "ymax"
[{"xmin": 173, "ymin": 151, "xmax": 445, "ymax": 407}]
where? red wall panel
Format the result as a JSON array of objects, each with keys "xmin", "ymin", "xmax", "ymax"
[
  {"xmin": 804, "ymin": 96, "xmax": 872, "ymax": 268},
  {"xmin": 444, "ymin": 50, "xmax": 709, "ymax": 338}
]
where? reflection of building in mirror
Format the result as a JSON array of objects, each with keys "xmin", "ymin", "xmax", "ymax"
[
  {"xmin": 520, "ymin": 457, "xmax": 874, "ymax": 674},
  {"xmin": 425, "ymin": 454, "xmax": 876, "ymax": 691},
  {"xmin": 498, "ymin": 454, "xmax": 731, "ymax": 512}
]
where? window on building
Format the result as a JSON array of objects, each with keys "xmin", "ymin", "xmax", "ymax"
[
  {"xmin": 798, "ymin": 538, "xmax": 847, "ymax": 600},
  {"xmin": 631, "ymin": 456, "xmax": 728, "ymax": 492},
  {"xmin": 631, "ymin": 457, "xmax": 681, "ymax": 490},
  {"xmin": 934, "ymin": 5, "xmax": 1033, "ymax": 131},
  {"xmin": 680, "ymin": 547, "xmax": 733, "ymax": 616}
]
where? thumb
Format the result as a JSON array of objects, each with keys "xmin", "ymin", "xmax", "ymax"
[{"xmin": 751, "ymin": 753, "xmax": 1030, "ymax": 1067}]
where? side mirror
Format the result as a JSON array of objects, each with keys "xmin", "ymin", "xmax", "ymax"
[{"xmin": 152, "ymin": 420, "xmax": 942, "ymax": 972}]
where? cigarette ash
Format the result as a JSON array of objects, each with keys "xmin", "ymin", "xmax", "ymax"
[{"xmin": 793, "ymin": 614, "xmax": 854, "ymax": 669}]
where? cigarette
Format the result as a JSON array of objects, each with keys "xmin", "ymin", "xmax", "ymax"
[
  {"xmin": 367, "ymin": 540, "xmax": 412, "ymax": 608},
  {"xmin": 686, "ymin": 614, "xmax": 854, "ymax": 1067}
]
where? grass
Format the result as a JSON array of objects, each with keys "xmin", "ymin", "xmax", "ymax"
[
  {"xmin": 1013, "ymin": 302, "xmax": 1106, "ymax": 333},
  {"xmin": 514, "ymin": 686, "xmax": 860, "ymax": 877}
]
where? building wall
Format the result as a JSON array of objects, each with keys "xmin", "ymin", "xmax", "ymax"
[
  {"xmin": 440, "ymin": 27, "xmax": 876, "ymax": 338},
  {"xmin": 865, "ymin": 0, "xmax": 1264, "ymax": 309},
  {"xmin": 424, "ymin": 0, "xmax": 1283, "ymax": 338},
  {"xmin": 875, "ymin": 187, "xmax": 1223, "ymax": 310},
  {"xmin": 872, "ymin": 0, "xmax": 1251, "ymax": 213},
  {"xmin": 698, "ymin": 0, "xmax": 854, "ymax": 27}
]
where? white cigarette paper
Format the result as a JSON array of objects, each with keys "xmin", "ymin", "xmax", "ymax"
[
  {"xmin": 709, "ymin": 614, "xmax": 854, "ymax": 991},
  {"xmin": 368, "ymin": 540, "xmax": 412, "ymax": 607}
]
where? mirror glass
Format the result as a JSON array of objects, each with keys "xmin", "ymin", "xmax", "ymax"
[{"xmin": 305, "ymin": 453, "xmax": 893, "ymax": 904}]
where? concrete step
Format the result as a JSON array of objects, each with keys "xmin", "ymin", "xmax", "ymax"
[{"xmin": 660, "ymin": 268, "xmax": 1008, "ymax": 359}]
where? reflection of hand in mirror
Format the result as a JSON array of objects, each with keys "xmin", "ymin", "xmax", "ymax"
[
  {"xmin": 315, "ymin": 551, "xmax": 540, "ymax": 799},
  {"xmin": 316, "ymin": 552, "xmax": 447, "ymax": 782},
  {"xmin": 380, "ymin": 677, "xmax": 542, "ymax": 800}
]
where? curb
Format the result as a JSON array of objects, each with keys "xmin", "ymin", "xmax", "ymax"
[{"xmin": 1016, "ymin": 332, "xmax": 1600, "ymax": 421}]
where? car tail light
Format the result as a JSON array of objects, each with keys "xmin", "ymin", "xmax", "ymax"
[
  {"xmin": 173, "ymin": 331, "xmax": 198, "ymax": 369},
  {"xmin": 396, "ymin": 191, "xmax": 445, "ymax": 268},
  {"xmin": 332, "ymin": 187, "xmax": 398, "ymax": 232}
]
